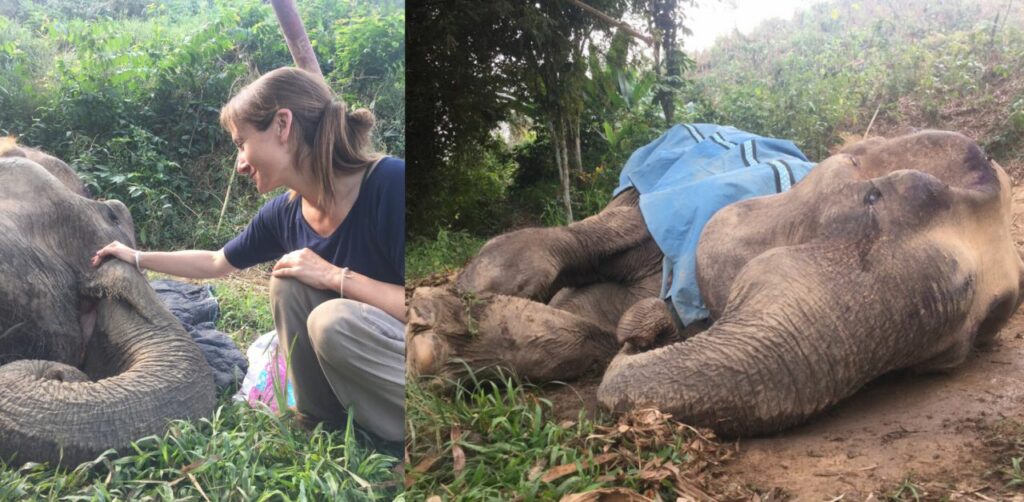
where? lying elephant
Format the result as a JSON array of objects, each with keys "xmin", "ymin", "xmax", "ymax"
[
  {"xmin": 0, "ymin": 144, "xmax": 215, "ymax": 465},
  {"xmin": 407, "ymin": 130, "xmax": 1024, "ymax": 436}
]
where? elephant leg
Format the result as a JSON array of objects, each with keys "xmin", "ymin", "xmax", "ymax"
[
  {"xmin": 548, "ymin": 269, "xmax": 661, "ymax": 332},
  {"xmin": 456, "ymin": 189, "xmax": 652, "ymax": 301},
  {"xmin": 615, "ymin": 296, "xmax": 714, "ymax": 351},
  {"xmin": 406, "ymin": 286, "xmax": 619, "ymax": 386}
]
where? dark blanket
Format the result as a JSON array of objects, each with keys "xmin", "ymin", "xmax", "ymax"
[{"xmin": 151, "ymin": 279, "xmax": 248, "ymax": 392}]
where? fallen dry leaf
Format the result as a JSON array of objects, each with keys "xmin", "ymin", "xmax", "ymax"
[
  {"xmin": 559, "ymin": 487, "xmax": 655, "ymax": 502},
  {"xmin": 541, "ymin": 453, "xmax": 618, "ymax": 483},
  {"xmin": 413, "ymin": 453, "xmax": 440, "ymax": 474},
  {"xmin": 451, "ymin": 426, "xmax": 466, "ymax": 474}
]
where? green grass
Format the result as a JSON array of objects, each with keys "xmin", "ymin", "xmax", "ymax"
[
  {"xmin": 406, "ymin": 228, "xmax": 487, "ymax": 283},
  {"xmin": 986, "ymin": 418, "xmax": 1024, "ymax": 493},
  {"xmin": 0, "ymin": 272, "xmax": 400, "ymax": 500},
  {"xmin": 404, "ymin": 373, "xmax": 754, "ymax": 501},
  {"xmin": 0, "ymin": 400, "xmax": 399, "ymax": 500},
  {"xmin": 884, "ymin": 476, "xmax": 926, "ymax": 501},
  {"xmin": 208, "ymin": 269, "xmax": 276, "ymax": 349}
]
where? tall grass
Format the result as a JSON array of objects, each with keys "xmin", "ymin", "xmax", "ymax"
[{"xmin": 406, "ymin": 228, "xmax": 487, "ymax": 283}]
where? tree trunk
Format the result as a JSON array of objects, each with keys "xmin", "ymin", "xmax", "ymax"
[
  {"xmin": 654, "ymin": 0, "xmax": 679, "ymax": 125},
  {"xmin": 270, "ymin": 0, "xmax": 323, "ymax": 79},
  {"xmin": 570, "ymin": 115, "xmax": 583, "ymax": 174},
  {"xmin": 549, "ymin": 118, "xmax": 574, "ymax": 224}
]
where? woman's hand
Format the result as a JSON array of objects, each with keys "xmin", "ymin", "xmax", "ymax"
[
  {"xmin": 271, "ymin": 248, "xmax": 342, "ymax": 292},
  {"xmin": 92, "ymin": 241, "xmax": 137, "ymax": 268}
]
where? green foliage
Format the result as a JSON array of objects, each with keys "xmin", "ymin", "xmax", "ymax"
[
  {"xmin": 0, "ymin": 0, "xmax": 405, "ymax": 250},
  {"xmin": 693, "ymin": 0, "xmax": 1024, "ymax": 161},
  {"xmin": 327, "ymin": 8, "xmax": 405, "ymax": 156},
  {"xmin": 0, "ymin": 400, "xmax": 399, "ymax": 500}
]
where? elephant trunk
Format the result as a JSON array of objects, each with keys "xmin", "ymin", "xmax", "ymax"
[
  {"xmin": 0, "ymin": 261, "xmax": 216, "ymax": 466},
  {"xmin": 598, "ymin": 240, "xmax": 973, "ymax": 436},
  {"xmin": 598, "ymin": 322, "xmax": 856, "ymax": 435}
]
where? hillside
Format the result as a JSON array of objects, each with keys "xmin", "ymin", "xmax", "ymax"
[{"xmin": 689, "ymin": 0, "xmax": 1024, "ymax": 178}]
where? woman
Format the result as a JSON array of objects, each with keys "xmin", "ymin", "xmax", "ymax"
[{"xmin": 93, "ymin": 67, "xmax": 405, "ymax": 443}]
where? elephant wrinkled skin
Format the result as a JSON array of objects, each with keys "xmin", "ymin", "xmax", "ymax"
[
  {"xmin": 0, "ymin": 151, "xmax": 215, "ymax": 465},
  {"xmin": 407, "ymin": 130, "xmax": 1024, "ymax": 436}
]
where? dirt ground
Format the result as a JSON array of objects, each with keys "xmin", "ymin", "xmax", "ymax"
[{"xmin": 538, "ymin": 185, "xmax": 1024, "ymax": 500}]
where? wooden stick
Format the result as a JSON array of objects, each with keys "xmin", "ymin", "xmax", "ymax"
[
  {"xmin": 863, "ymin": 103, "xmax": 881, "ymax": 140},
  {"xmin": 216, "ymin": 164, "xmax": 236, "ymax": 234}
]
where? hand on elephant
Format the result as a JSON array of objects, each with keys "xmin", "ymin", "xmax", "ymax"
[
  {"xmin": 92, "ymin": 240, "xmax": 138, "ymax": 268},
  {"xmin": 271, "ymin": 248, "xmax": 344, "ymax": 294}
]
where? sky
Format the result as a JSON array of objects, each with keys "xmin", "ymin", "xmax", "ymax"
[{"xmin": 681, "ymin": 0, "xmax": 829, "ymax": 52}]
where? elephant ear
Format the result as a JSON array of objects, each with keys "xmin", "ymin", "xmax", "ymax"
[{"xmin": 0, "ymin": 139, "xmax": 89, "ymax": 197}]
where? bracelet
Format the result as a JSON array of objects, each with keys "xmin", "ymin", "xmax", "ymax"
[
  {"xmin": 134, "ymin": 251, "xmax": 144, "ymax": 274},
  {"xmin": 338, "ymin": 267, "xmax": 349, "ymax": 298}
]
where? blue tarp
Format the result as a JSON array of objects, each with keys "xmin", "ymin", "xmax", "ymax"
[{"xmin": 614, "ymin": 124, "xmax": 816, "ymax": 326}]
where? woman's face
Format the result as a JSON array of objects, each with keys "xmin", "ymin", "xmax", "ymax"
[{"xmin": 230, "ymin": 115, "xmax": 293, "ymax": 194}]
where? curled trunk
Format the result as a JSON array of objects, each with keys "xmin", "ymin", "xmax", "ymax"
[
  {"xmin": 0, "ymin": 261, "xmax": 215, "ymax": 466},
  {"xmin": 599, "ymin": 237, "xmax": 974, "ymax": 436}
]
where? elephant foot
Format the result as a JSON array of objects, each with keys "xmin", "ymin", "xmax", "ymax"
[
  {"xmin": 406, "ymin": 286, "xmax": 620, "ymax": 386},
  {"xmin": 455, "ymin": 227, "xmax": 571, "ymax": 300},
  {"xmin": 406, "ymin": 286, "xmax": 473, "ymax": 383},
  {"xmin": 616, "ymin": 297, "xmax": 679, "ymax": 350}
]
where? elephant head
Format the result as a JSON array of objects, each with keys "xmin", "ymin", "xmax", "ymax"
[
  {"xmin": 598, "ymin": 131, "xmax": 1024, "ymax": 435},
  {"xmin": 0, "ymin": 155, "xmax": 215, "ymax": 465}
]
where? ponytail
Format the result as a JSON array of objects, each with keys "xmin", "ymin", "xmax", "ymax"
[{"xmin": 220, "ymin": 67, "xmax": 383, "ymax": 212}]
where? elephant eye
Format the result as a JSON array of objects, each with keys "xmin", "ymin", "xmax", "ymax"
[
  {"xmin": 864, "ymin": 187, "xmax": 882, "ymax": 205},
  {"xmin": 106, "ymin": 207, "xmax": 119, "ymax": 223}
]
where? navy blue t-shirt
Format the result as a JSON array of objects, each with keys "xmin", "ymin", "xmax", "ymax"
[{"xmin": 223, "ymin": 157, "xmax": 404, "ymax": 286}]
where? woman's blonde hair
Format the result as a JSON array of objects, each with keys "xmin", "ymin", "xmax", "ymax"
[{"xmin": 219, "ymin": 67, "xmax": 381, "ymax": 210}]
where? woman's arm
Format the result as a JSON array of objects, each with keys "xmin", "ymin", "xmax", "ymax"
[
  {"xmin": 93, "ymin": 241, "xmax": 238, "ymax": 279},
  {"xmin": 271, "ymin": 248, "xmax": 406, "ymax": 322},
  {"xmin": 332, "ymin": 270, "xmax": 406, "ymax": 322}
]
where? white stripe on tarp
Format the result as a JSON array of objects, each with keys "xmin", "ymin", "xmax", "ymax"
[
  {"xmin": 741, "ymin": 140, "xmax": 756, "ymax": 166},
  {"xmin": 711, "ymin": 131, "xmax": 735, "ymax": 149},
  {"xmin": 683, "ymin": 123, "xmax": 704, "ymax": 142},
  {"xmin": 766, "ymin": 160, "xmax": 793, "ymax": 192}
]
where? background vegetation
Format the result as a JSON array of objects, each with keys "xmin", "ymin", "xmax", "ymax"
[
  {"xmin": 406, "ymin": 0, "xmax": 1024, "ymax": 499},
  {"xmin": 0, "ymin": 0, "xmax": 404, "ymax": 250},
  {"xmin": 0, "ymin": 0, "xmax": 404, "ymax": 498}
]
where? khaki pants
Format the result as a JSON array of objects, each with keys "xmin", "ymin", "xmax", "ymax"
[{"xmin": 270, "ymin": 277, "xmax": 405, "ymax": 442}]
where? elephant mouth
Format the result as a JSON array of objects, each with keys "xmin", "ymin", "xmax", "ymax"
[{"xmin": 77, "ymin": 296, "xmax": 98, "ymax": 367}]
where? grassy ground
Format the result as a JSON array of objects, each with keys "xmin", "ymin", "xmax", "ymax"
[
  {"xmin": 0, "ymin": 268, "xmax": 401, "ymax": 501},
  {"xmin": 404, "ymin": 376, "xmax": 770, "ymax": 500}
]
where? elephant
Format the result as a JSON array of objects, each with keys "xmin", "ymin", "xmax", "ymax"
[
  {"xmin": 0, "ymin": 145, "xmax": 215, "ymax": 466},
  {"xmin": 406, "ymin": 130, "xmax": 1024, "ymax": 436},
  {"xmin": 0, "ymin": 136, "xmax": 89, "ymax": 197}
]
